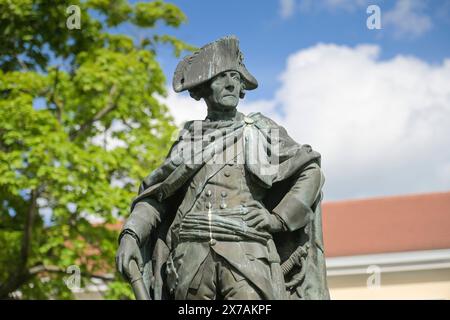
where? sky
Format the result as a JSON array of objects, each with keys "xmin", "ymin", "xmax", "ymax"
[{"xmin": 115, "ymin": 0, "xmax": 450, "ymax": 201}]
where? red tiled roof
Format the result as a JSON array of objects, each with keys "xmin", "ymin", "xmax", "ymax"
[{"xmin": 322, "ymin": 191, "xmax": 450, "ymax": 257}]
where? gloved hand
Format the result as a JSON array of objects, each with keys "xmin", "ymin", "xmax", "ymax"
[
  {"xmin": 115, "ymin": 233, "xmax": 144, "ymax": 280},
  {"xmin": 244, "ymin": 202, "xmax": 285, "ymax": 233}
]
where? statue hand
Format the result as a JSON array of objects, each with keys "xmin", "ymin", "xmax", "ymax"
[
  {"xmin": 244, "ymin": 203, "xmax": 283, "ymax": 233},
  {"xmin": 116, "ymin": 233, "xmax": 144, "ymax": 281}
]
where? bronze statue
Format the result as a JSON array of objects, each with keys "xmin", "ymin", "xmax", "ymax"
[{"xmin": 116, "ymin": 35, "xmax": 329, "ymax": 300}]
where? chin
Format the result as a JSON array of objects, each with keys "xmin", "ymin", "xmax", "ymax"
[
  {"xmin": 220, "ymin": 104, "xmax": 238, "ymax": 111},
  {"xmin": 220, "ymin": 98, "xmax": 239, "ymax": 110}
]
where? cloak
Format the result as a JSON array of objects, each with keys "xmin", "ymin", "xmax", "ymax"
[{"xmin": 128, "ymin": 112, "xmax": 330, "ymax": 300}]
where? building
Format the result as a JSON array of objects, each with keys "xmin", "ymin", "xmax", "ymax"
[{"xmin": 323, "ymin": 191, "xmax": 450, "ymax": 299}]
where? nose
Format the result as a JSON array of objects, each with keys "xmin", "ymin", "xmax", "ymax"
[{"xmin": 224, "ymin": 74, "xmax": 235, "ymax": 92}]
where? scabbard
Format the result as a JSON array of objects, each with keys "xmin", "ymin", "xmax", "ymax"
[{"xmin": 128, "ymin": 259, "xmax": 151, "ymax": 300}]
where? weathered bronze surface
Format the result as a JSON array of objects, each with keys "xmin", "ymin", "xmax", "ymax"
[{"xmin": 116, "ymin": 35, "xmax": 330, "ymax": 300}]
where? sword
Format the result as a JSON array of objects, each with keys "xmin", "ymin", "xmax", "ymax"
[{"xmin": 128, "ymin": 259, "xmax": 151, "ymax": 300}]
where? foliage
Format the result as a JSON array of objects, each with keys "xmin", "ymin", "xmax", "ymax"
[{"xmin": 0, "ymin": 0, "xmax": 195, "ymax": 299}]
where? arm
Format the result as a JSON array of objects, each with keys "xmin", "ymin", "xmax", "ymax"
[
  {"xmin": 246, "ymin": 162, "xmax": 323, "ymax": 233},
  {"xmin": 119, "ymin": 198, "xmax": 166, "ymax": 246},
  {"xmin": 116, "ymin": 198, "xmax": 166, "ymax": 279},
  {"xmin": 272, "ymin": 161, "xmax": 323, "ymax": 232}
]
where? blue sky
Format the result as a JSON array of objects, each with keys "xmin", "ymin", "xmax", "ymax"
[
  {"xmin": 32, "ymin": 1, "xmax": 450, "ymax": 225},
  {"xmin": 112, "ymin": 0, "xmax": 450, "ymax": 201},
  {"xmin": 137, "ymin": 0, "xmax": 450, "ymax": 101}
]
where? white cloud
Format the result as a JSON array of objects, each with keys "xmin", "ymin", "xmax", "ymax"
[
  {"xmin": 384, "ymin": 0, "xmax": 433, "ymax": 38},
  {"xmin": 164, "ymin": 44, "xmax": 450, "ymax": 200},
  {"xmin": 162, "ymin": 91, "xmax": 207, "ymax": 126},
  {"xmin": 258, "ymin": 43, "xmax": 450, "ymax": 200},
  {"xmin": 91, "ymin": 121, "xmax": 127, "ymax": 151}
]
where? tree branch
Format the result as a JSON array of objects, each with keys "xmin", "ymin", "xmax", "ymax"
[
  {"xmin": 120, "ymin": 116, "xmax": 135, "ymax": 131},
  {"xmin": 16, "ymin": 55, "xmax": 29, "ymax": 72},
  {"xmin": 50, "ymin": 67, "xmax": 63, "ymax": 124},
  {"xmin": 28, "ymin": 264, "xmax": 114, "ymax": 282},
  {"xmin": 69, "ymin": 85, "xmax": 121, "ymax": 140}
]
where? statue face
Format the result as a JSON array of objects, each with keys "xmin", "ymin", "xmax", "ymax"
[{"xmin": 205, "ymin": 70, "xmax": 242, "ymax": 110}]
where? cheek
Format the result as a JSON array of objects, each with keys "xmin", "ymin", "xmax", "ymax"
[
  {"xmin": 213, "ymin": 87, "xmax": 224, "ymax": 100},
  {"xmin": 213, "ymin": 91, "xmax": 222, "ymax": 102},
  {"xmin": 210, "ymin": 84, "xmax": 222, "ymax": 99},
  {"xmin": 234, "ymin": 82, "xmax": 242, "ymax": 93}
]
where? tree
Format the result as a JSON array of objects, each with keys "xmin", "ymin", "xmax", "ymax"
[{"xmin": 0, "ymin": 0, "xmax": 195, "ymax": 299}]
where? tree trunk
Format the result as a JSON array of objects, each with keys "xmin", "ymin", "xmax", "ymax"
[{"xmin": 0, "ymin": 189, "xmax": 38, "ymax": 298}]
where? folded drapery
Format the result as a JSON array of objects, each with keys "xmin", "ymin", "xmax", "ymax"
[{"xmin": 179, "ymin": 207, "xmax": 272, "ymax": 244}]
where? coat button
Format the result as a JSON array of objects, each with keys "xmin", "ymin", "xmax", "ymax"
[
  {"xmin": 209, "ymin": 239, "xmax": 217, "ymax": 246},
  {"xmin": 224, "ymin": 171, "xmax": 230, "ymax": 177},
  {"xmin": 206, "ymin": 190, "xmax": 212, "ymax": 197},
  {"xmin": 220, "ymin": 203, "xmax": 227, "ymax": 209},
  {"xmin": 221, "ymin": 191, "xmax": 227, "ymax": 198},
  {"xmin": 244, "ymin": 117, "xmax": 254, "ymax": 124}
]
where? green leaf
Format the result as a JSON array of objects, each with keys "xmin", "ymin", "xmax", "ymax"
[{"xmin": 0, "ymin": 0, "xmax": 191, "ymax": 300}]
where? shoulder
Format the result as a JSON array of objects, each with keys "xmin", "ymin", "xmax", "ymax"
[
  {"xmin": 247, "ymin": 112, "xmax": 292, "ymax": 141},
  {"xmin": 248, "ymin": 112, "xmax": 282, "ymax": 130},
  {"xmin": 180, "ymin": 120, "xmax": 195, "ymax": 132},
  {"xmin": 247, "ymin": 112, "xmax": 321, "ymax": 157}
]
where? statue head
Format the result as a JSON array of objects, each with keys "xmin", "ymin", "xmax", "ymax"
[
  {"xmin": 172, "ymin": 35, "xmax": 257, "ymax": 111},
  {"xmin": 188, "ymin": 70, "xmax": 244, "ymax": 111}
]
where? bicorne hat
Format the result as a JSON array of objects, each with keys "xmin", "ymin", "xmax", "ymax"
[{"xmin": 172, "ymin": 35, "xmax": 258, "ymax": 93}]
